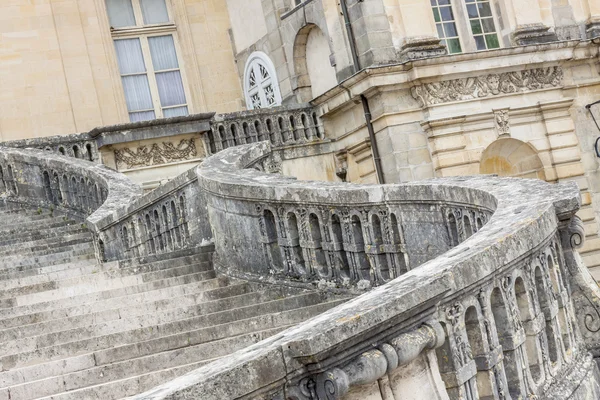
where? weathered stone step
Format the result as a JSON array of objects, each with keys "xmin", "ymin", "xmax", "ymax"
[
  {"xmin": 0, "ymin": 233, "xmax": 92, "ymax": 257},
  {"xmin": 1, "ymin": 291, "xmax": 327, "ymax": 357},
  {"xmin": 0, "ymin": 285, "xmax": 280, "ymax": 344},
  {"xmin": 2, "ymin": 301, "xmax": 344, "ymax": 400},
  {"xmin": 0, "ymin": 241, "xmax": 94, "ymax": 265},
  {"xmin": 0, "ymin": 256, "xmax": 98, "ymax": 284},
  {"xmin": 0, "ymin": 217, "xmax": 79, "ymax": 237},
  {"xmin": 0, "ymin": 271, "xmax": 225, "ymax": 319},
  {"xmin": 0, "ymin": 261, "xmax": 211, "ymax": 302},
  {"xmin": 0, "ymin": 246, "xmax": 95, "ymax": 271}
]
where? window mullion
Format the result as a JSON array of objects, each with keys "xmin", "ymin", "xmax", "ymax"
[
  {"xmin": 255, "ymin": 64, "xmax": 268, "ymax": 107},
  {"xmin": 454, "ymin": 0, "xmax": 475, "ymax": 53},
  {"xmin": 140, "ymin": 36, "xmax": 163, "ymax": 118},
  {"xmin": 131, "ymin": 0, "xmax": 145, "ymax": 27}
]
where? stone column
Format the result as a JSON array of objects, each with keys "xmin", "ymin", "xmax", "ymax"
[
  {"xmin": 507, "ymin": 0, "xmax": 557, "ymax": 45},
  {"xmin": 396, "ymin": 0, "xmax": 446, "ymax": 63}
]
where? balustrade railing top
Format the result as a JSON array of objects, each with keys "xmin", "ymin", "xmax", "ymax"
[{"xmin": 130, "ymin": 142, "xmax": 600, "ymax": 400}]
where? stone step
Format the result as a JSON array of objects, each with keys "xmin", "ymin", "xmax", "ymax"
[
  {"xmin": 0, "ymin": 257, "xmax": 98, "ymax": 284},
  {"xmin": 0, "ymin": 271, "xmax": 226, "ymax": 318},
  {"xmin": 0, "ymin": 261, "xmax": 211, "ymax": 302},
  {"xmin": 0, "ymin": 233, "xmax": 92, "ymax": 257},
  {"xmin": 0, "ymin": 291, "xmax": 335, "ymax": 372},
  {"xmin": 0, "ymin": 285, "xmax": 281, "ymax": 344},
  {"xmin": 0, "ymin": 246, "xmax": 95, "ymax": 271},
  {"xmin": 2, "ymin": 301, "xmax": 344, "ymax": 400},
  {"xmin": 0, "ymin": 241, "xmax": 94, "ymax": 265},
  {"xmin": 1, "ymin": 291, "xmax": 327, "ymax": 357}
]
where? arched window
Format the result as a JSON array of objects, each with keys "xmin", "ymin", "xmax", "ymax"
[{"xmin": 243, "ymin": 52, "xmax": 282, "ymax": 110}]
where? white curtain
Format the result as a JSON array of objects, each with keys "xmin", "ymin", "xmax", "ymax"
[
  {"xmin": 148, "ymin": 35, "xmax": 179, "ymax": 70},
  {"xmin": 140, "ymin": 0, "xmax": 169, "ymax": 25},
  {"xmin": 122, "ymin": 75, "xmax": 153, "ymax": 111},
  {"xmin": 149, "ymin": 36, "xmax": 187, "ymax": 110},
  {"xmin": 105, "ymin": 0, "xmax": 136, "ymax": 28},
  {"xmin": 156, "ymin": 71, "xmax": 186, "ymax": 107},
  {"xmin": 114, "ymin": 39, "xmax": 146, "ymax": 74},
  {"xmin": 115, "ymin": 39, "xmax": 154, "ymax": 117},
  {"xmin": 130, "ymin": 111, "xmax": 156, "ymax": 122},
  {"xmin": 163, "ymin": 106, "xmax": 188, "ymax": 118}
]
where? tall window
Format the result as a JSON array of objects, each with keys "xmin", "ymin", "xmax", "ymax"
[
  {"xmin": 106, "ymin": 0, "xmax": 189, "ymax": 122},
  {"xmin": 430, "ymin": 0, "xmax": 501, "ymax": 54},
  {"xmin": 243, "ymin": 52, "xmax": 282, "ymax": 110},
  {"xmin": 431, "ymin": 0, "xmax": 462, "ymax": 54}
]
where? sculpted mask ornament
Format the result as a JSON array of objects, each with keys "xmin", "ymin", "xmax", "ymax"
[{"xmin": 411, "ymin": 67, "xmax": 563, "ymax": 107}]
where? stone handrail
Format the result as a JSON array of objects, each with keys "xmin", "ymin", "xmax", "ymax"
[
  {"xmin": 0, "ymin": 147, "xmax": 142, "ymax": 255},
  {"xmin": 92, "ymin": 167, "xmax": 212, "ymax": 262},
  {"xmin": 0, "ymin": 133, "xmax": 98, "ymax": 162},
  {"xmin": 130, "ymin": 142, "xmax": 600, "ymax": 399},
  {"xmin": 205, "ymin": 104, "xmax": 324, "ymax": 155}
]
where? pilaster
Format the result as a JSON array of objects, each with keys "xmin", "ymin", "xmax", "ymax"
[
  {"xmin": 396, "ymin": 0, "xmax": 446, "ymax": 62},
  {"xmin": 507, "ymin": 0, "xmax": 557, "ymax": 45}
]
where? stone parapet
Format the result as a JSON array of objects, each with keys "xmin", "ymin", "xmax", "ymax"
[
  {"xmin": 128, "ymin": 142, "xmax": 600, "ymax": 400},
  {"xmin": 206, "ymin": 104, "xmax": 324, "ymax": 156}
]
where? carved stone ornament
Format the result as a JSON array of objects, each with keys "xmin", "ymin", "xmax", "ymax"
[
  {"xmin": 411, "ymin": 67, "xmax": 563, "ymax": 107},
  {"xmin": 114, "ymin": 138, "xmax": 199, "ymax": 170},
  {"xmin": 568, "ymin": 215, "xmax": 585, "ymax": 249},
  {"xmin": 494, "ymin": 110, "xmax": 510, "ymax": 136}
]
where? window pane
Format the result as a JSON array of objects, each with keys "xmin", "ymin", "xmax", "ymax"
[
  {"xmin": 140, "ymin": 0, "xmax": 169, "ymax": 25},
  {"xmin": 122, "ymin": 75, "xmax": 154, "ymax": 111},
  {"xmin": 478, "ymin": 2, "xmax": 492, "ymax": 17},
  {"xmin": 163, "ymin": 106, "xmax": 189, "ymax": 118},
  {"xmin": 447, "ymin": 38, "xmax": 462, "ymax": 54},
  {"xmin": 475, "ymin": 36, "xmax": 486, "ymax": 50},
  {"xmin": 440, "ymin": 6, "xmax": 454, "ymax": 21},
  {"xmin": 433, "ymin": 8, "xmax": 441, "ymax": 23},
  {"xmin": 114, "ymin": 39, "xmax": 146, "ymax": 74},
  {"xmin": 485, "ymin": 34, "xmax": 500, "ymax": 49},
  {"xmin": 155, "ymin": 71, "xmax": 186, "ymax": 107},
  {"xmin": 436, "ymin": 24, "xmax": 444, "ymax": 38},
  {"xmin": 438, "ymin": 0, "xmax": 450, "ymax": 4},
  {"xmin": 105, "ymin": 0, "xmax": 136, "ymax": 28},
  {"xmin": 130, "ymin": 111, "xmax": 156, "ymax": 122},
  {"xmin": 466, "ymin": 4, "xmax": 478, "ymax": 18},
  {"xmin": 470, "ymin": 19, "xmax": 482, "ymax": 34},
  {"xmin": 443, "ymin": 22, "xmax": 458, "ymax": 37},
  {"xmin": 148, "ymin": 35, "xmax": 179, "ymax": 71},
  {"xmin": 482, "ymin": 17, "xmax": 496, "ymax": 33}
]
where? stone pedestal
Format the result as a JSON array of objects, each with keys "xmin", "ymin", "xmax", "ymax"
[
  {"xmin": 399, "ymin": 36, "xmax": 447, "ymax": 63},
  {"xmin": 512, "ymin": 23, "xmax": 558, "ymax": 46}
]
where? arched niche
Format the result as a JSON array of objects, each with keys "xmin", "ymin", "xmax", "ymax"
[
  {"xmin": 480, "ymin": 138, "xmax": 546, "ymax": 180},
  {"xmin": 293, "ymin": 24, "xmax": 338, "ymax": 101}
]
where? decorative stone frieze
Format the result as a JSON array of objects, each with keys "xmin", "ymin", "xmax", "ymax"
[
  {"xmin": 411, "ymin": 67, "xmax": 564, "ymax": 107},
  {"xmin": 114, "ymin": 138, "xmax": 200, "ymax": 170}
]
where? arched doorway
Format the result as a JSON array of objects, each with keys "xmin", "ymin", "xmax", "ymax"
[
  {"xmin": 294, "ymin": 24, "xmax": 338, "ymax": 101},
  {"xmin": 480, "ymin": 138, "xmax": 546, "ymax": 180}
]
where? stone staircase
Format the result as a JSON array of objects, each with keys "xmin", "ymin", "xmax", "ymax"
[{"xmin": 0, "ymin": 205, "xmax": 346, "ymax": 399}]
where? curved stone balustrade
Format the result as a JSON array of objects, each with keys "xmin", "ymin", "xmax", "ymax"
[
  {"xmin": 206, "ymin": 104, "xmax": 324, "ymax": 155},
  {"xmin": 0, "ymin": 133, "xmax": 98, "ymax": 162},
  {"xmin": 0, "ymin": 147, "xmax": 142, "ymax": 259},
  {"xmin": 130, "ymin": 142, "xmax": 600, "ymax": 400},
  {"xmin": 93, "ymin": 167, "xmax": 212, "ymax": 262}
]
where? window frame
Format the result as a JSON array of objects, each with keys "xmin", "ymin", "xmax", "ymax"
[
  {"xmin": 107, "ymin": 0, "xmax": 192, "ymax": 121},
  {"xmin": 243, "ymin": 52, "xmax": 283, "ymax": 111},
  {"xmin": 430, "ymin": 0, "xmax": 504, "ymax": 55}
]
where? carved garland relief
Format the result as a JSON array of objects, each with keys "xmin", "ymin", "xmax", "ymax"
[
  {"xmin": 411, "ymin": 67, "xmax": 564, "ymax": 107},
  {"xmin": 114, "ymin": 138, "xmax": 200, "ymax": 170}
]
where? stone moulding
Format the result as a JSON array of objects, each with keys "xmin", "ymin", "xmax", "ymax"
[
  {"xmin": 128, "ymin": 142, "xmax": 600, "ymax": 400},
  {"xmin": 411, "ymin": 66, "xmax": 564, "ymax": 107}
]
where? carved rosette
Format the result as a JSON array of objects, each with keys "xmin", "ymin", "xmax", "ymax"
[{"xmin": 411, "ymin": 67, "xmax": 563, "ymax": 107}]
